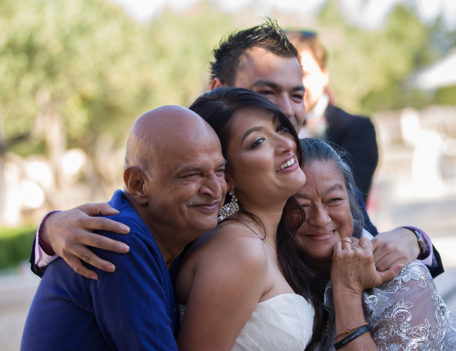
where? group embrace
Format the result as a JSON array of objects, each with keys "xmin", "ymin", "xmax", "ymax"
[{"xmin": 22, "ymin": 20, "xmax": 455, "ymax": 351}]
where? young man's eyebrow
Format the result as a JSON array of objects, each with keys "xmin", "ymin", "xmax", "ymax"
[
  {"xmin": 251, "ymin": 80, "xmax": 304, "ymax": 92},
  {"xmin": 250, "ymin": 80, "xmax": 280, "ymax": 89}
]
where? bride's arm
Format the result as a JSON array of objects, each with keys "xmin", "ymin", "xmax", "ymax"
[{"xmin": 177, "ymin": 230, "xmax": 267, "ymax": 351}]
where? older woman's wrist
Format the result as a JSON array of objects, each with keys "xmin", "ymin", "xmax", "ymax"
[{"xmin": 332, "ymin": 280, "xmax": 364, "ymax": 297}]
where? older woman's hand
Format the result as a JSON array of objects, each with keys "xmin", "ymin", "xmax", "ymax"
[{"xmin": 330, "ymin": 237, "xmax": 403, "ymax": 296}]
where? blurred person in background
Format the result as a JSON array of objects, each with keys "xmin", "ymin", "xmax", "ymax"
[{"xmin": 287, "ymin": 30, "xmax": 378, "ymax": 202}]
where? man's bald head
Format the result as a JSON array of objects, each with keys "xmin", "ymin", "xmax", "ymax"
[
  {"xmin": 125, "ymin": 105, "xmax": 216, "ymax": 177},
  {"xmin": 123, "ymin": 105, "xmax": 226, "ymax": 255}
]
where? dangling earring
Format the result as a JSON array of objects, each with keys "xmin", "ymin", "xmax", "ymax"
[{"xmin": 218, "ymin": 190, "xmax": 239, "ymax": 222}]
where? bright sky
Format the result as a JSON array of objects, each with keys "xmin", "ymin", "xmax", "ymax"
[{"xmin": 109, "ymin": 0, "xmax": 456, "ymax": 29}]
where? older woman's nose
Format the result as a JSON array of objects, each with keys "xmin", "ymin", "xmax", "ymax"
[{"xmin": 308, "ymin": 203, "xmax": 331, "ymax": 226}]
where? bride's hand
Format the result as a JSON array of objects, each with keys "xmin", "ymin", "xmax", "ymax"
[{"xmin": 331, "ymin": 237, "xmax": 403, "ymax": 296}]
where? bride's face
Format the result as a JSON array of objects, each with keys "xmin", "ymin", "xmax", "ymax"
[
  {"xmin": 225, "ymin": 107, "xmax": 306, "ymax": 208},
  {"xmin": 294, "ymin": 160, "xmax": 353, "ymax": 263}
]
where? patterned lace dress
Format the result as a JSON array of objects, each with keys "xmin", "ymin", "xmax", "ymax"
[{"xmin": 319, "ymin": 260, "xmax": 456, "ymax": 350}]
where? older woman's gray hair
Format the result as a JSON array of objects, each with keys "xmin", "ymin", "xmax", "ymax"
[{"xmin": 300, "ymin": 138, "xmax": 364, "ymax": 238}]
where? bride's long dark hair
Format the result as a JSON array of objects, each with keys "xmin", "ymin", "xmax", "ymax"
[{"xmin": 189, "ymin": 87, "xmax": 319, "ymax": 307}]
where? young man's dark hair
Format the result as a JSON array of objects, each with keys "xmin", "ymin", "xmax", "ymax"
[{"xmin": 209, "ymin": 18, "xmax": 299, "ymax": 86}]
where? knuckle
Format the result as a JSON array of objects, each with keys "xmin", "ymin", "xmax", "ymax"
[
  {"xmin": 92, "ymin": 217, "xmax": 106, "ymax": 230},
  {"xmin": 60, "ymin": 243, "xmax": 73, "ymax": 255},
  {"xmin": 66, "ymin": 232, "xmax": 78, "ymax": 242},
  {"xmin": 73, "ymin": 265, "xmax": 84, "ymax": 275},
  {"xmin": 79, "ymin": 253, "xmax": 91, "ymax": 263},
  {"xmin": 91, "ymin": 236, "xmax": 106, "ymax": 248},
  {"xmin": 74, "ymin": 216, "xmax": 86, "ymax": 227}
]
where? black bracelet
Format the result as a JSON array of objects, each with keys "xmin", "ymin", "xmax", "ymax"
[
  {"xmin": 403, "ymin": 226, "xmax": 429, "ymax": 259},
  {"xmin": 334, "ymin": 324, "xmax": 370, "ymax": 349}
]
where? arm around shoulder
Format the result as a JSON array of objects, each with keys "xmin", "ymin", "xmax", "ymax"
[{"xmin": 30, "ymin": 202, "xmax": 131, "ymax": 280}]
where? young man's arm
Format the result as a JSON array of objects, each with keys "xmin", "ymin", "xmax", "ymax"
[
  {"xmin": 357, "ymin": 188, "xmax": 444, "ymax": 278},
  {"xmin": 32, "ymin": 192, "xmax": 444, "ymax": 280},
  {"xmin": 30, "ymin": 203, "xmax": 130, "ymax": 279}
]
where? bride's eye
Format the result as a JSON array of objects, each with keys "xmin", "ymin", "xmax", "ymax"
[{"xmin": 249, "ymin": 137, "xmax": 265, "ymax": 149}]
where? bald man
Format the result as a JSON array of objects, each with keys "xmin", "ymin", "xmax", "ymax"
[{"xmin": 21, "ymin": 106, "xmax": 226, "ymax": 351}]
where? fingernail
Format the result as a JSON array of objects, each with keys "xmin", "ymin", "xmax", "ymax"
[
  {"xmin": 106, "ymin": 264, "xmax": 116, "ymax": 272},
  {"xmin": 121, "ymin": 244, "xmax": 130, "ymax": 252},
  {"xmin": 121, "ymin": 225, "xmax": 130, "ymax": 233}
]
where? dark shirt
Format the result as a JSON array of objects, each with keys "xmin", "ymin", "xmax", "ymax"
[
  {"xmin": 325, "ymin": 104, "xmax": 379, "ymax": 202},
  {"xmin": 21, "ymin": 190, "xmax": 178, "ymax": 351}
]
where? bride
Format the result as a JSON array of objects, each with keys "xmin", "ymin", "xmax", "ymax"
[{"xmin": 175, "ymin": 87, "xmax": 316, "ymax": 350}]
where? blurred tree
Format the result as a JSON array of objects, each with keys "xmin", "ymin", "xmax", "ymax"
[
  {"xmin": 2, "ymin": 0, "xmax": 453, "ymax": 223},
  {"xmin": 308, "ymin": 0, "xmax": 456, "ymax": 114},
  {"xmin": 0, "ymin": 0, "xmax": 234, "ymax": 220},
  {"xmin": 144, "ymin": 1, "xmax": 235, "ymax": 106},
  {"xmin": 314, "ymin": 1, "xmax": 438, "ymax": 114},
  {"xmin": 1, "ymin": 0, "xmax": 150, "ymax": 206}
]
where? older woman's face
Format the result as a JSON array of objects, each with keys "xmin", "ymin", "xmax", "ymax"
[{"xmin": 294, "ymin": 159, "xmax": 353, "ymax": 263}]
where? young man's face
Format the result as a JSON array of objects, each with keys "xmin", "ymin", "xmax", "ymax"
[{"xmin": 230, "ymin": 47, "xmax": 306, "ymax": 133}]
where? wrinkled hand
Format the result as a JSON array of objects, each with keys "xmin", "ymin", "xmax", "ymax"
[
  {"xmin": 41, "ymin": 203, "xmax": 130, "ymax": 280},
  {"xmin": 371, "ymin": 227, "xmax": 419, "ymax": 272},
  {"xmin": 331, "ymin": 237, "xmax": 402, "ymax": 295}
]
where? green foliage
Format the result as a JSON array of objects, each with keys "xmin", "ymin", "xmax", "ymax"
[
  {"xmin": 0, "ymin": 0, "xmax": 236, "ymax": 203},
  {"xmin": 312, "ymin": 1, "xmax": 453, "ymax": 115},
  {"xmin": 435, "ymin": 85, "xmax": 456, "ymax": 105},
  {"xmin": 0, "ymin": 0, "xmax": 235, "ymax": 155},
  {"xmin": 1, "ymin": 0, "xmax": 454, "ymax": 206},
  {"xmin": 144, "ymin": 2, "xmax": 235, "ymax": 107},
  {"xmin": 0, "ymin": 226, "xmax": 36, "ymax": 270}
]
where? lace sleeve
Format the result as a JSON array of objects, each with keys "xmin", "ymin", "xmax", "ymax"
[{"xmin": 362, "ymin": 260, "xmax": 456, "ymax": 350}]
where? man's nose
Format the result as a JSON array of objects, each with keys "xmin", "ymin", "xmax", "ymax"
[
  {"xmin": 201, "ymin": 171, "xmax": 225, "ymax": 199},
  {"xmin": 276, "ymin": 95, "xmax": 294, "ymax": 119}
]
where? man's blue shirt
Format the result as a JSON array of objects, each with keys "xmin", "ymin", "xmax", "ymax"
[{"xmin": 21, "ymin": 190, "xmax": 178, "ymax": 351}]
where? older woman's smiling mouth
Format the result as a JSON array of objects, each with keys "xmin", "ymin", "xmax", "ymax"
[{"xmin": 307, "ymin": 231, "xmax": 337, "ymax": 241}]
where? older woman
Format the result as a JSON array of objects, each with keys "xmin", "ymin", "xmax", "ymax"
[{"xmin": 294, "ymin": 138, "xmax": 456, "ymax": 350}]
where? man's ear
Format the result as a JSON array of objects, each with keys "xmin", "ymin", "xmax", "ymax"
[
  {"xmin": 210, "ymin": 77, "xmax": 225, "ymax": 90},
  {"xmin": 124, "ymin": 167, "xmax": 149, "ymax": 205}
]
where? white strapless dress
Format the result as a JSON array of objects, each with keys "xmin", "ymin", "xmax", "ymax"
[{"xmin": 179, "ymin": 293, "xmax": 314, "ymax": 350}]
